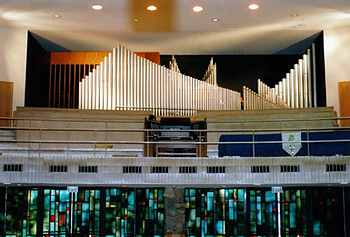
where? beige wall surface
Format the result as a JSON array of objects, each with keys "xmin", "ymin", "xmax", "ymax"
[
  {"xmin": 324, "ymin": 26, "xmax": 350, "ymax": 116},
  {"xmin": 0, "ymin": 27, "xmax": 27, "ymax": 113}
]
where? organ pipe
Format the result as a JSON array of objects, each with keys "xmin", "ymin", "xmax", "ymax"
[
  {"xmin": 252, "ymin": 48, "xmax": 315, "ymax": 110},
  {"xmin": 79, "ymin": 45, "xmax": 241, "ymax": 115}
]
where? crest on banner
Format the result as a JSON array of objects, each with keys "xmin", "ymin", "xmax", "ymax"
[{"xmin": 282, "ymin": 132, "xmax": 302, "ymax": 156}]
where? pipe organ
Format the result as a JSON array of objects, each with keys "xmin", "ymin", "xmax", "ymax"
[
  {"xmin": 169, "ymin": 56, "xmax": 181, "ymax": 73},
  {"xmin": 257, "ymin": 50, "xmax": 312, "ymax": 109},
  {"xmin": 79, "ymin": 45, "xmax": 241, "ymax": 116},
  {"xmin": 243, "ymin": 86, "xmax": 288, "ymax": 110},
  {"xmin": 244, "ymin": 47, "xmax": 315, "ymax": 110},
  {"xmin": 202, "ymin": 57, "xmax": 217, "ymax": 85}
]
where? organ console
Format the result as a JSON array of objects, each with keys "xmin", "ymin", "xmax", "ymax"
[{"xmin": 145, "ymin": 117, "xmax": 207, "ymax": 157}]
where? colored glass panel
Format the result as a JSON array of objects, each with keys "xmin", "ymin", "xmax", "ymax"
[
  {"xmin": 185, "ymin": 188, "xmax": 214, "ymax": 236},
  {"xmin": 5, "ymin": 188, "xmax": 38, "ymax": 237},
  {"xmin": 43, "ymin": 189, "xmax": 71, "ymax": 236},
  {"xmin": 249, "ymin": 189, "xmax": 277, "ymax": 237},
  {"xmin": 345, "ymin": 188, "xmax": 350, "ymax": 237},
  {"xmin": 136, "ymin": 188, "xmax": 164, "ymax": 236},
  {"xmin": 281, "ymin": 189, "xmax": 307, "ymax": 236},
  {"xmin": 105, "ymin": 188, "xmax": 134, "ymax": 237},
  {"xmin": 185, "ymin": 188, "xmax": 245, "ymax": 237},
  {"xmin": 75, "ymin": 189, "xmax": 100, "ymax": 236},
  {"xmin": 216, "ymin": 188, "xmax": 245, "ymax": 236},
  {"xmin": 312, "ymin": 188, "xmax": 344, "ymax": 237},
  {"xmin": 0, "ymin": 187, "xmax": 5, "ymax": 236},
  {"xmin": 43, "ymin": 188, "xmax": 100, "ymax": 237}
]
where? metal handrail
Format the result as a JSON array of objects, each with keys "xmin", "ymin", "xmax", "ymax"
[
  {"xmin": 0, "ymin": 116, "xmax": 349, "ymax": 123},
  {"xmin": 1, "ymin": 126, "xmax": 350, "ymax": 133},
  {"xmin": 0, "ymin": 139, "xmax": 349, "ymax": 146}
]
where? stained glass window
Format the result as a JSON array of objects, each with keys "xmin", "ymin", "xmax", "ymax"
[
  {"xmin": 5, "ymin": 188, "xmax": 38, "ymax": 237},
  {"xmin": 136, "ymin": 188, "xmax": 164, "ymax": 237},
  {"xmin": 281, "ymin": 189, "xmax": 307, "ymax": 236},
  {"xmin": 215, "ymin": 188, "xmax": 245, "ymax": 237},
  {"xmin": 345, "ymin": 188, "xmax": 350, "ymax": 237},
  {"xmin": 312, "ymin": 188, "xmax": 344, "ymax": 237},
  {"xmin": 105, "ymin": 188, "xmax": 135, "ymax": 237},
  {"xmin": 75, "ymin": 189, "xmax": 100, "ymax": 236},
  {"xmin": 249, "ymin": 189, "xmax": 277, "ymax": 237},
  {"xmin": 43, "ymin": 189, "xmax": 71, "ymax": 236},
  {"xmin": 185, "ymin": 188, "xmax": 215, "ymax": 237},
  {"xmin": 0, "ymin": 187, "xmax": 5, "ymax": 236},
  {"xmin": 43, "ymin": 188, "xmax": 101, "ymax": 237},
  {"xmin": 185, "ymin": 188, "xmax": 245, "ymax": 237}
]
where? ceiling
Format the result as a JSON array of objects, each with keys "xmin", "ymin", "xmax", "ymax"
[{"xmin": 1, "ymin": 0, "xmax": 350, "ymax": 54}]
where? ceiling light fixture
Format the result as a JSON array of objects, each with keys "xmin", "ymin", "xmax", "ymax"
[
  {"xmin": 92, "ymin": 4, "xmax": 103, "ymax": 10},
  {"xmin": 53, "ymin": 14, "xmax": 61, "ymax": 18},
  {"xmin": 147, "ymin": 5, "xmax": 157, "ymax": 11},
  {"xmin": 290, "ymin": 13, "xmax": 299, "ymax": 17},
  {"xmin": 248, "ymin": 3, "xmax": 259, "ymax": 10},
  {"xmin": 134, "ymin": 18, "xmax": 139, "ymax": 22},
  {"xmin": 340, "ymin": 182, "xmax": 349, "ymax": 185},
  {"xmin": 212, "ymin": 18, "xmax": 220, "ymax": 22},
  {"xmin": 193, "ymin": 5, "xmax": 204, "ymax": 12}
]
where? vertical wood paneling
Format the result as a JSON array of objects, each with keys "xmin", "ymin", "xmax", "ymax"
[{"xmin": 339, "ymin": 81, "xmax": 350, "ymax": 127}]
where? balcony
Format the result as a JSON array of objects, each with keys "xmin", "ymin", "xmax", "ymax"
[{"xmin": 0, "ymin": 107, "xmax": 349, "ymax": 186}]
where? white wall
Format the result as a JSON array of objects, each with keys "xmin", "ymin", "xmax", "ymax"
[
  {"xmin": 0, "ymin": 27, "xmax": 27, "ymax": 112},
  {"xmin": 324, "ymin": 26, "xmax": 350, "ymax": 116}
]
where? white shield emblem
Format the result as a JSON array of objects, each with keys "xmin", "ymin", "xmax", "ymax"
[{"xmin": 282, "ymin": 132, "xmax": 302, "ymax": 156}]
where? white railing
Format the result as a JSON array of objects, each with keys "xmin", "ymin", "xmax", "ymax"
[
  {"xmin": 0, "ymin": 155, "xmax": 348, "ymax": 185},
  {"xmin": 0, "ymin": 116, "xmax": 349, "ymax": 185}
]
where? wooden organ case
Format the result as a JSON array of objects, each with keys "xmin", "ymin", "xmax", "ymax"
[{"xmin": 145, "ymin": 117, "xmax": 207, "ymax": 157}]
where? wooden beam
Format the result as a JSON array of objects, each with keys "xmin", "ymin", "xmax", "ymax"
[
  {"xmin": 51, "ymin": 52, "xmax": 109, "ymax": 65},
  {"xmin": 339, "ymin": 81, "xmax": 350, "ymax": 127},
  {"xmin": 50, "ymin": 52, "xmax": 160, "ymax": 65},
  {"xmin": 0, "ymin": 81, "xmax": 14, "ymax": 126}
]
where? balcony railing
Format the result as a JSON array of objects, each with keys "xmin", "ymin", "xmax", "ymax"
[{"xmin": 0, "ymin": 116, "xmax": 349, "ymax": 186}]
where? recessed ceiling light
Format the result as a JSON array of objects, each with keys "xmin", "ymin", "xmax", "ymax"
[
  {"xmin": 92, "ymin": 4, "xmax": 103, "ymax": 10},
  {"xmin": 193, "ymin": 5, "xmax": 204, "ymax": 12},
  {"xmin": 134, "ymin": 18, "xmax": 139, "ymax": 22},
  {"xmin": 53, "ymin": 14, "xmax": 61, "ymax": 18},
  {"xmin": 290, "ymin": 13, "xmax": 299, "ymax": 17},
  {"xmin": 147, "ymin": 5, "xmax": 157, "ymax": 11},
  {"xmin": 212, "ymin": 18, "xmax": 220, "ymax": 22},
  {"xmin": 3, "ymin": 182, "xmax": 11, "ymax": 185},
  {"xmin": 248, "ymin": 3, "xmax": 259, "ymax": 10},
  {"xmin": 340, "ymin": 182, "xmax": 349, "ymax": 185}
]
